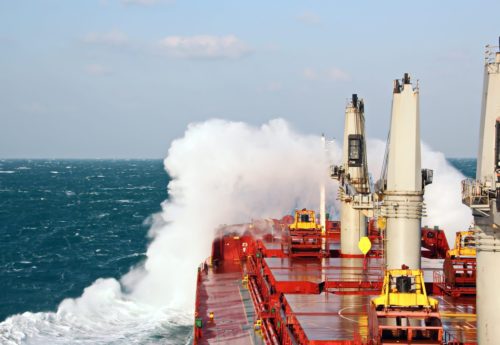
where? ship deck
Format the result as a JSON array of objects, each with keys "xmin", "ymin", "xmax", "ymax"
[
  {"xmin": 194, "ymin": 228, "xmax": 477, "ymax": 345},
  {"xmin": 285, "ymin": 293, "xmax": 372, "ymax": 342},
  {"xmin": 195, "ymin": 261, "xmax": 265, "ymax": 345},
  {"xmin": 282, "ymin": 293, "xmax": 476, "ymax": 344}
]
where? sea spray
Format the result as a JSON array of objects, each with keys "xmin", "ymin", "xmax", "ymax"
[
  {"xmin": 0, "ymin": 119, "xmax": 471, "ymax": 344},
  {"xmin": 420, "ymin": 143, "xmax": 473, "ymax": 242},
  {"xmin": 0, "ymin": 119, "xmax": 338, "ymax": 344},
  {"xmin": 125, "ymin": 119, "xmax": 339, "ymax": 309},
  {"xmin": 367, "ymin": 138, "xmax": 473, "ymax": 245}
]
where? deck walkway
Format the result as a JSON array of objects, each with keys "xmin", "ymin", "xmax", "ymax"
[{"xmin": 196, "ymin": 261, "xmax": 264, "ymax": 345}]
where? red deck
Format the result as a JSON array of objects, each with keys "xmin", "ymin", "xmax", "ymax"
[
  {"xmin": 264, "ymin": 257, "xmax": 384, "ymax": 295},
  {"xmin": 438, "ymin": 296, "xmax": 476, "ymax": 344},
  {"xmin": 284, "ymin": 293, "xmax": 371, "ymax": 343},
  {"xmin": 193, "ymin": 221, "xmax": 477, "ymax": 345},
  {"xmin": 195, "ymin": 261, "xmax": 265, "ymax": 345}
]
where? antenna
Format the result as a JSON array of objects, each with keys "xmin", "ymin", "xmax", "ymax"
[
  {"xmin": 393, "ymin": 79, "xmax": 401, "ymax": 94},
  {"xmin": 403, "ymin": 73, "xmax": 411, "ymax": 85}
]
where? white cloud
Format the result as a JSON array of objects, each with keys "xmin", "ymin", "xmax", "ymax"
[
  {"xmin": 20, "ymin": 102, "xmax": 47, "ymax": 113},
  {"xmin": 83, "ymin": 30, "xmax": 129, "ymax": 46},
  {"xmin": 303, "ymin": 67, "xmax": 351, "ymax": 82},
  {"xmin": 85, "ymin": 63, "xmax": 111, "ymax": 76},
  {"xmin": 438, "ymin": 50, "xmax": 472, "ymax": 62},
  {"xmin": 297, "ymin": 11, "xmax": 321, "ymax": 25},
  {"xmin": 0, "ymin": 35, "xmax": 15, "ymax": 45},
  {"xmin": 303, "ymin": 67, "xmax": 318, "ymax": 80},
  {"xmin": 158, "ymin": 35, "xmax": 252, "ymax": 59},
  {"xmin": 266, "ymin": 81, "xmax": 283, "ymax": 92},
  {"xmin": 121, "ymin": 0, "xmax": 174, "ymax": 5},
  {"xmin": 327, "ymin": 67, "xmax": 351, "ymax": 81}
]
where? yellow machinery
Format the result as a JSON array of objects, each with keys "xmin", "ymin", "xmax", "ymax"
[
  {"xmin": 289, "ymin": 209, "xmax": 320, "ymax": 231},
  {"xmin": 286, "ymin": 209, "xmax": 323, "ymax": 257},
  {"xmin": 447, "ymin": 231, "xmax": 476, "ymax": 259},
  {"xmin": 370, "ymin": 269, "xmax": 442, "ymax": 344},
  {"xmin": 440, "ymin": 231, "xmax": 476, "ymax": 297}
]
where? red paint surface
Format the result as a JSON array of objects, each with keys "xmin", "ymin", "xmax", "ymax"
[
  {"xmin": 193, "ymin": 220, "xmax": 477, "ymax": 345},
  {"xmin": 195, "ymin": 261, "xmax": 260, "ymax": 345}
]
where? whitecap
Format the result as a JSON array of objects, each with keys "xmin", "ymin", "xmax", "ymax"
[{"xmin": 0, "ymin": 279, "xmax": 192, "ymax": 345}]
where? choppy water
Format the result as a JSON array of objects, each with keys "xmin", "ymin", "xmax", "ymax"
[
  {"xmin": 448, "ymin": 158, "xmax": 476, "ymax": 179},
  {"xmin": 0, "ymin": 160, "xmax": 192, "ymax": 344},
  {"xmin": 0, "ymin": 158, "xmax": 475, "ymax": 344}
]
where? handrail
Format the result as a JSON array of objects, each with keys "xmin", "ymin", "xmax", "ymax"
[
  {"xmin": 485, "ymin": 44, "xmax": 500, "ymax": 64},
  {"xmin": 461, "ymin": 178, "xmax": 491, "ymax": 206}
]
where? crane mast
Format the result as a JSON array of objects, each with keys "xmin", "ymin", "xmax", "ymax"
[
  {"xmin": 380, "ymin": 74, "xmax": 432, "ymax": 270},
  {"xmin": 462, "ymin": 41, "xmax": 500, "ymax": 345},
  {"xmin": 332, "ymin": 94, "xmax": 371, "ymax": 256}
]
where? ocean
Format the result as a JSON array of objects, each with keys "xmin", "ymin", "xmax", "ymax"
[{"xmin": 0, "ymin": 158, "xmax": 476, "ymax": 344}]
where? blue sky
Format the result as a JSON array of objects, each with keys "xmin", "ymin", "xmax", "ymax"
[{"xmin": 1, "ymin": 0, "xmax": 499, "ymax": 158}]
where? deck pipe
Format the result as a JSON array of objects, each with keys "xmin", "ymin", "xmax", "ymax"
[{"xmin": 320, "ymin": 134, "xmax": 327, "ymax": 234}]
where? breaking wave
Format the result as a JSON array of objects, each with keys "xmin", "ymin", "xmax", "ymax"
[
  {"xmin": 0, "ymin": 119, "xmax": 336, "ymax": 344},
  {"xmin": 0, "ymin": 119, "xmax": 470, "ymax": 344}
]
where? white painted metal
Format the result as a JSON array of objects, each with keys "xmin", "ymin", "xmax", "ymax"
[
  {"xmin": 473, "ymin": 216, "xmax": 500, "ymax": 345},
  {"xmin": 383, "ymin": 77, "xmax": 423, "ymax": 270},
  {"xmin": 476, "ymin": 249, "xmax": 500, "ymax": 344},
  {"xmin": 470, "ymin": 47, "xmax": 500, "ymax": 345},
  {"xmin": 320, "ymin": 135, "xmax": 326, "ymax": 234},
  {"xmin": 340, "ymin": 98, "xmax": 369, "ymax": 255},
  {"xmin": 340, "ymin": 202, "xmax": 367, "ymax": 255},
  {"xmin": 477, "ymin": 51, "xmax": 500, "ymax": 184}
]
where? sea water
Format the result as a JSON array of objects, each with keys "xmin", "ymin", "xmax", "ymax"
[
  {"xmin": 0, "ymin": 158, "xmax": 475, "ymax": 344},
  {"xmin": 0, "ymin": 160, "xmax": 191, "ymax": 344}
]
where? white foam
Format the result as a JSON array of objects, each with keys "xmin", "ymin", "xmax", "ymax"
[
  {"xmin": 0, "ymin": 119, "xmax": 338, "ymax": 344},
  {"xmin": 0, "ymin": 279, "xmax": 191, "ymax": 345},
  {"xmin": 367, "ymin": 138, "xmax": 473, "ymax": 245},
  {"xmin": 0, "ymin": 119, "xmax": 471, "ymax": 344},
  {"xmin": 124, "ymin": 119, "xmax": 339, "ymax": 309},
  {"xmin": 421, "ymin": 143, "xmax": 473, "ymax": 243}
]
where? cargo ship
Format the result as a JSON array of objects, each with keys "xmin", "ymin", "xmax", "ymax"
[{"xmin": 191, "ymin": 40, "xmax": 500, "ymax": 345}]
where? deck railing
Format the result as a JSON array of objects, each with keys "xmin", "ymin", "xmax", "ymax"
[
  {"xmin": 461, "ymin": 178, "xmax": 492, "ymax": 208},
  {"xmin": 485, "ymin": 44, "xmax": 500, "ymax": 65}
]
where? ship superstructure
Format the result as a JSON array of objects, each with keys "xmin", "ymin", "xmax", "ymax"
[
  {"xmin": 331, "ymin": 94, "xmax": 371, "ymax": 257},
  {"xmin": 461, "ymin": 39, "xmax": 500, "ymax": 345},
  {"xmin": 188, "ymin": 41, "xmax": 500, "ymax": 345},
  {"xmin": 379, "ymin": 74, "xmax": 433, "ymax": 270}
]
